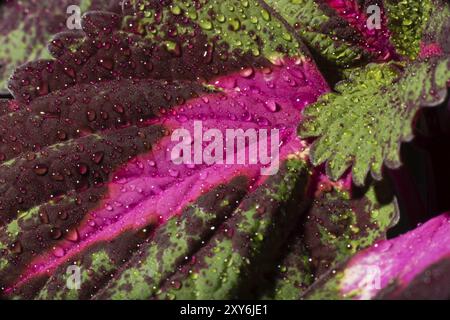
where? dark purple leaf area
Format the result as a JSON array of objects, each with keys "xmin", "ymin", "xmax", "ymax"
[{"xmin": 0, "ymin": 0, "xmax": 122, "ymax": 93}]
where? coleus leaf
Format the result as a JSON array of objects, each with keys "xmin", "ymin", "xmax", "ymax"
[
  {"xmin": 383, "ymin": 0, "xmax": 434, "ymax": 59},
  {"xmin": 0, "ymin": 79, "xmax": 208, "ymax": 166},
  {"xmin": 269, "ymin": 173, "xmax": 398, "ymax": 299},
  {"xmin": 299, "ymin": 57, "xmax": 450, "ymax": 186},
  {"xmin": 298, "ymin": 0, "xmax": 450, "ymax": 185},
  {"xmin": 0, "ymin": 0, "xmax": 334, "ymax": 297},
  {"xmin": 0, "ymin": 0, "xmax": 122, "ymax": 94},
  {"xmin": 0, "ymin": 61, "xmax": 327, "ymax": 298},
  {"xmin": 7, "ymin": 0, "xmax": 313, "ymax": 103},
  {"xmin": 303, "ymin": 212, "xmax": 450, "ymax": 300}
]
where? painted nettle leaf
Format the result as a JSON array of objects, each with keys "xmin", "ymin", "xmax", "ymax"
[
  {"xmin": 270, "ymin": 174, "xmax": 399, "ymax": 299},
  {"xmin": 0, "ymin": 0, "xmax": 449, "ymax": 301},
  {"xmin": 0, "ymin": 0, "xmax": 332, "ymax": 299},
  {"xmin": 304, "ymin": 212, "xmax": 450, "ymax": 300},
  {"xmin": 300, "ymin": 0, "xmax": 450, "ymax": 186},
  {"xmin": 300, "ymin": 57, "xmax": 450, "ymax": 186}
]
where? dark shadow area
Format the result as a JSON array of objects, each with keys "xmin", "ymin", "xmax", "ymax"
[
  {"xmin": 0, "ymin": 93, "xmax": 12, "ymax": 99},
  {"xmin": 307, "ymin": 47, "xmax": 345, "ymax": 88},
  {"xmin": 388, "ymin": 93, "xmax": 450, "ymax": 238}
]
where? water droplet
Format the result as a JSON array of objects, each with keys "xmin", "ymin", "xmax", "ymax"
[
  {"xmin": 9, "ymin": 241, "xmax": 22, "ymax": 254},
  {"xmin": 171, "ymin": 5, "xmax": 182, "ymax": 15},
  {"xmin": 63, "ymin": 67, "xmax": 76, "ymax": 78},
  {"xmin": 265, "ymin": 100, "xmax": 281, "ymax": 112},
  {"xmin": 58, "ymin": 211, "xmax": 68, "ymax": 220},
  {"xmin": 169, "ymin": 169, "xmax": 179, "ymax": 177},
  {"xmin": 53, "ymin": 247, "xmax": 65, "ymax": 257},
  {"xmin": 51, "ymin": 172, "xmax": 65, "ymax": 181},
  {"xmin": 166, "ymin": 293, "xmax": 176, "ymax": 300},
  {"xmin": 39, "ymin": 211, "xmax": 50, "ymax": 224},
  {"xmin": 282, "ymin": 32, "xmax": 292, "ymax": 41},
  {"xmin": 229, "ymin": 18, "xmax": 241, "ymax": 31},
  {"xmin": 287, "ymin": 66, "xmax": 305, "ymax": 80},
  {"xmin": 258, "ymin": 117, "xmax": 270, "ymax": 126},
  {"xmin": 77, "ymin": 163, "xmax": 89, "ymax": 175},
  {"xmin": 113, "ymin": 104, "xmax": 125, "ymax": 114},
  {"xmin": 34, "ymin": 164, "xmax": 48, "ymax": 176},
  {"xmin": 240, "ymin": 67, "xmax": 254, "ymax": 78},
  {"xmin": 200, "ymin": 19, "xmax": 213, "ymax": 30},
  {"xmin": 65, "ymin": 228, "xmax": 79, "ymax": 242},
  {"xmin": 171, "ymin": 280, "xmax": 182, "ymax": 290},
  {"xmin": 86, "ymin": 110, "xmax": 96, "ymax": 121},
  {"xmin": 216, "ymin": 14, "xmax": 225, "ymax": 23},
  {"xmin": 261, "ymin": 9, "xmax": 271, "ymax": 21},
  {"xmin": 26, "ymin": 153, "xmax": 36, "ymax": 161},
  {"xmin": 57, "ymin": 130, "xmax": 67, "ymax": 141},
  {"xmin": 92, "ymin": 152, "xmax": 104, "ymax": 164},
  {"xmin": 215, "ymin": 78, "xmax": 236, "ymax": 89},
  {"xmin": 49, "ymin": 227, "xmax": 63, "ymax": 240},
  {"xmin": 98, "ymin": 58, "xmax": 114, "ymax": 70}
]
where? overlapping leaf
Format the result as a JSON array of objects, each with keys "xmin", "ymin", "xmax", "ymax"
[
  {"xmin": 7, "ymin": 0, "xmax": 313, "ymax": 103},
  {"xmin": 0, "ymin": 0, "xmax": 122, "ymax": 93},
  {"xmin": 269, "ymin": 174, "xmax": 398, "ymax": 299},
  {"xmin": 300, "ymin": 58, "xmax": 450, "ymax": 185},
  {"xmin": 298, "ymin": 0, "xmax": 450, "ymax": 185},
  {"xmin": 304, "ymin": 212, "xmax": 450, "ymax": 300}
]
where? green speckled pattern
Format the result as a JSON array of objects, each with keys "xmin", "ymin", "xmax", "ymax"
[{"xmin": 300, "ymin": 58, "xmax": 450, "ymax": 185}]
